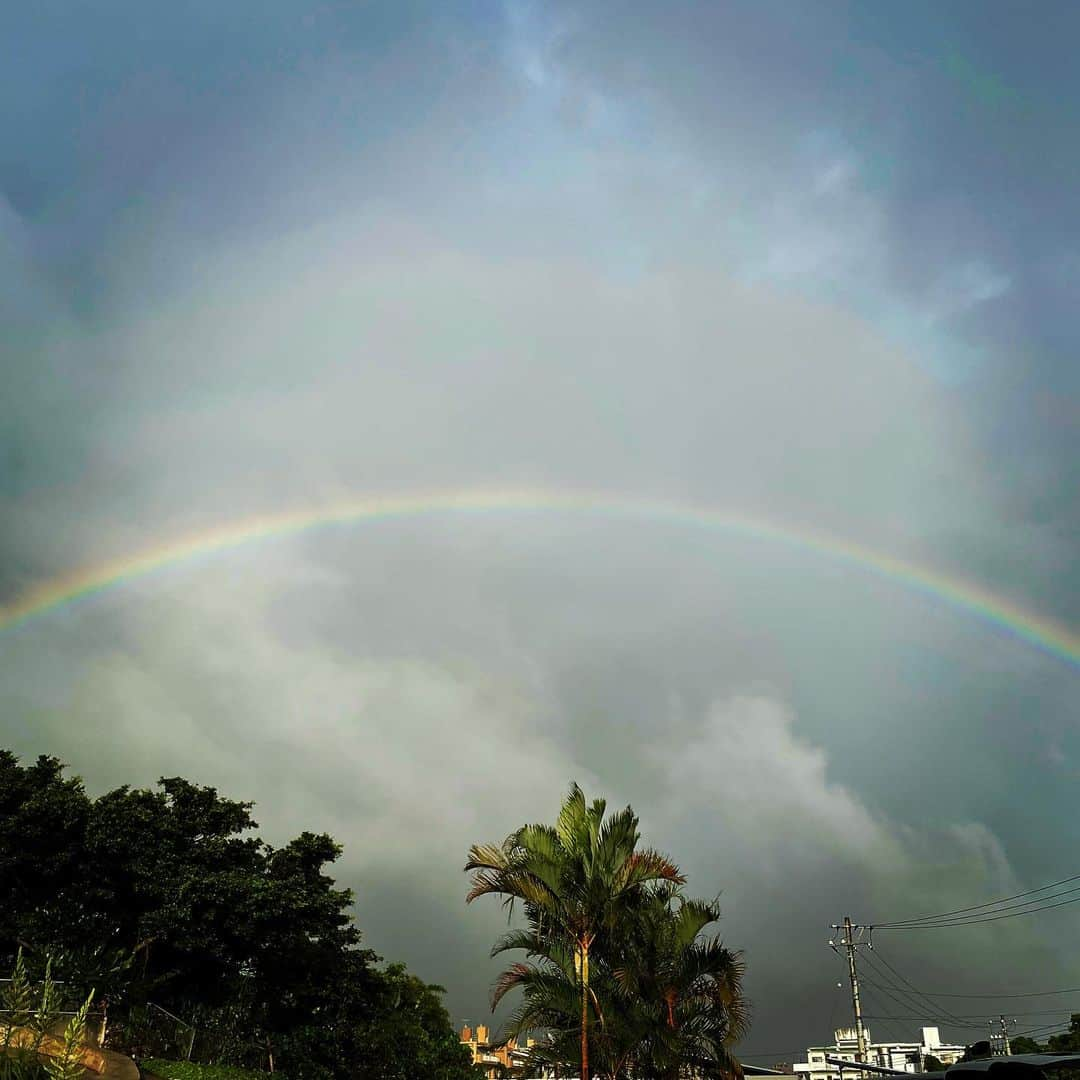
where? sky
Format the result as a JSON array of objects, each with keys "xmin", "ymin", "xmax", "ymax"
[{"xmin": 2, "ymin": 0, "xmax": 1079, "ymax": 1061}]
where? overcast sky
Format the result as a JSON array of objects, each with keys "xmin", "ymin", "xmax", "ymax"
[{"xmin": 2, "ymin": 0, "xmax": 1079, "ymax": 1060}]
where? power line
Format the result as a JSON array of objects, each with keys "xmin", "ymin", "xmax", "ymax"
[
  {"xmin": 861, "ymin": 1009, "xmax": 1073, "ymax": 1021},
  {"xmin": 739, "ymin": 1050, "xmax": 804, "ymax": 1059},
  {"xmin": 856, "ymin": 997, "xmax": 987, "ymax": 1037},
  {"xmin": 975, "ymin": 1010, "xmax": 1075, "ymax": 1019},
  {"xmin": 861, "ymin": 948, "xmax": 972, "ymax": 1030},
  {"xmin": 875, "ymin": 874, "xmax": 1080, "ymax": 929},
  {"xmin": 857, "ymin": 969, "xmax": 968, "ymax": 1030},
  {"xmin": 861, "ymin": 985, "xmax": 1080, "ymax": 1001},
  {"xmin": 868, "ymin": 949, "xmax": 977, "ymax": 1030},
  {"xmin": 859, "ymin": 1016, "xmax": 988, "ymax": 1031},
  {"xmin": 859, "ymin": 984, "xmax": 914, "ymax": 1043},
  {"xmin": 1000, "ymin": 1013, "xmax": 1077, "ymax": 1045},
  {"xmin": 824, "ymin": 922, "xmax": 1080, "ymax": 1059},
  {"xmin": 1012, "ymin": 1016, "xmax": 1078, "ymax": 1034},
  {"xmin": 1010, "ymin": 1019, "xmax": 1073, "ymax": 1040},
  {"xmin": 876, "ymin": 892, "xmax": 1080, "ymax": 930}
]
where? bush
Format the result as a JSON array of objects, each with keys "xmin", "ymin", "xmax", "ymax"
[{"xmin": 139, "ymin": 1061, "xmax": 268, "ymax": 1080}]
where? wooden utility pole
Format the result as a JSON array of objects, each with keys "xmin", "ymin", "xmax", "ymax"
[{"xmin": 831, "ymin": 917, "xmax": 870, "ymax": 1075}]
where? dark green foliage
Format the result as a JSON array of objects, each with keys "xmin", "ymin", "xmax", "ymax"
[
  {"xmin": 352, "ymin": 965, "xmax": 477, "ymax": 1080},
  {"xmin": 1007, "ymin": 1038, "xmax": 1043, "ymax": 1056},
  {"xmin": 0, "ymin": 750, "xmax": 472, "ymax": 1080},
  {"xmin": 141, "ymin": 1060, "xmax": 267, "ymax": 1080},
  {"xmin": 0, "ymin": 753, "xmax": 88, "ymax": 951},
  {"xmin": 466, "ymin": 782, "xmax": 748, "ymax": 1080},
  {"xmin": 0, "ymin": 951, "xmax": 94, "ymax": 1080},
  {"xmin": 0, "ymin": 950, "xmax": 57, "ymax": 1080},
  {"xmin": 1046, "ymin": 1016, "xmax": 1080, "ymax": 1053}
]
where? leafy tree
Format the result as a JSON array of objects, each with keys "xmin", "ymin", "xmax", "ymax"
[
  {"xmin": 1007, "ymin": 1039, "xmax": 1042, "ymax": 1056},
  {"xmin": 1047, "ymin": 1016, "xmax": 1080, "ymax": 1054},
  {"xmin": 921, "ymin": 1053, "xmax": 945, "ymax": 1071},
  {"xmin": 77, "ymin": 777, "xmax": 269, "ymax": 1012},
  {"xmin": 959, "ymin": 1041, "xmax": 992, "ymax": 1063},
  {"xmin": 0, "ymin": 750, "xmax": 468, "ymax": 1079},
  {"xmin": 0, "ymin": 753, "xmax": 88, "ymax": 956},
  {"xmin": 353, "ymin": 965, "xmax": 477, "ymax": 1080},
  {"xmin": 0, "ymin": 756, "xmax": 369, "ymax": 1065}
]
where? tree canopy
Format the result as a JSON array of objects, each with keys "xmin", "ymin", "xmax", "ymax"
[
  {"xmin": 1047, "ymin": 1016, "xmax": 1080, "ymax": 1054},
  {"xmin": 0, "ymin": 750, "xmax": 473, "ymax": 1080}
]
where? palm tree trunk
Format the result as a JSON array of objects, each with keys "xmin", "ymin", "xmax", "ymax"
[{"xmin": 580, "ymin": 942, "xmax": 590, "ymax": 1080}]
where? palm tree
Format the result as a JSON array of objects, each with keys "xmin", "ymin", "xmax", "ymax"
[
  {"xmin": 465, "ymin": 783, "xmax": 685, "ymax": 1080},
  {"xmin": 614, "ymin": 888, "xmax": 748, "ymax": 1079},
  {"xmin": 488, "ymin": 929, "xmax": 643, "ymax": 1080},
  {"xmin": 477, "ymin": 889, "xmax": 748, "ymax": 1079}
]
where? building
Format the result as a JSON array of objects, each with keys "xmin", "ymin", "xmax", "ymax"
[
  {"xmin": 460, "ymin": 1023, "xmax": 539, "ymax": 1078},
  {"xmin": 794, "ymin": 1026, "xmax": 966, "ymax": 1080}
]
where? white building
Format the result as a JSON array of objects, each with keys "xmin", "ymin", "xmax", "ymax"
[{"xmin": 794, "ymin": 1026, "xmax": 965, "ymax": 1080}]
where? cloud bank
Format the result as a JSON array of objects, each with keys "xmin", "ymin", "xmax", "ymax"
[{"xmin": 2, "ymin": 0, "xmax": 1078, "ymax": 1055}]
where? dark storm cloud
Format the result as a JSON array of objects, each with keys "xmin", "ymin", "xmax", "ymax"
[{"xmin": 1, "ymin": 0, "xmax": 1077, "ymax": 1059}]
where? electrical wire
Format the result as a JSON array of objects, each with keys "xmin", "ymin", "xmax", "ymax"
[
  {"xmin": 1009, "ymin": 1020, "xmax": 1072, "ymax": 1042},
  {"xmin": 862, "ymin": 986, "xmax": 1080, "ymax": 1001},
  {"xmin": 858, "ymin": 967, "xmax": 938, "ymax": 1020},
  {"xmin": 739, "ymin": 1049, "xmax": 805, "ymax": 1059},
  {"xmin": 875, "ymin": 874, "xmax": 1080, "ymax": 929},
  {"xmin": 827, "ymin": 946, "xmax": 951, "ymax": 1058},
  {"xmin": 875, "ymin": 893, "xmax": 1080, "ymax": 930},
  {"xmin": 859, "ymin": 983, "xmax": 913, "ymax": 1043},
  {"xmin": 858, "ymin": 970, "xmax": 969, "ymax": 1030},
  {"xmin": 831, "ymin": 931, "xmax": 1080, "ymax": 1061},
  {"xmin": 1011, "ymin": 1017, "xmax": 1077, "ymax": 1035},
  {"xmin": 972, "ymin": 1010, "xmax": 1076, "ymax": 1019},
  {"xmin": 859, "ymin": 1010, "xmax": 1072, "ymax": 1021},
  {"xmin": 861, "ymin": 948, "xmax": 973, "ymax": 1030}
]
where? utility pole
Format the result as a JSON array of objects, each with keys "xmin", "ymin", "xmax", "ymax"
[
  {"xmin": 830, "ymin": 917, "xmax": 870, "ymax": 1075},
  {"xmin": 993, "ymin": 1016, "xmax": 1012, "ymax": 1057}
]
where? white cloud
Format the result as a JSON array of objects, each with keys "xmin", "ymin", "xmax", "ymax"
[{"xmin": 650, "ymin": 694, "xmax": 1017, "ymax": 896}]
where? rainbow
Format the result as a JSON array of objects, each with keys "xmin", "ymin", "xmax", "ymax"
[{"xmin": 1, "ymin": 487, "xmax": 1077, "ymax": 671}]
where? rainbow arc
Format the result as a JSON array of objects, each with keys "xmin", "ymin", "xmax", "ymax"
[{"xmin": 1, "ymin": 488, "xmax": 1077, "ymax": 671}]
